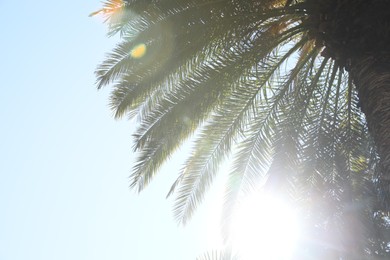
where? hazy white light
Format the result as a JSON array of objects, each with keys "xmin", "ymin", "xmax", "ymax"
[{"xmin": 230, "ymin": 191, "xmax": 300, "ymax": 260}]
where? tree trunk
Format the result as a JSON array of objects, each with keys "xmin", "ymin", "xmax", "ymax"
[{"xmin": 350, "ymin": 55, "xmax": 390, "ymax": 206}]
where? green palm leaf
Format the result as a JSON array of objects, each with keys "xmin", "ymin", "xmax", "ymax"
[{"xmin": 96, "ymin": 0, "xmax": 390, "ymax": 257}]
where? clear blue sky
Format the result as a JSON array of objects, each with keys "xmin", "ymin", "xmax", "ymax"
[{"xmin": 0, "ymin": 1, "xmax": 224, "ymax": 259}]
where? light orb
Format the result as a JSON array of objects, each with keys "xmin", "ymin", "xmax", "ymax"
[{"xmin": 131, "ymin": 43, "xmax": 147, "ymax": 58}]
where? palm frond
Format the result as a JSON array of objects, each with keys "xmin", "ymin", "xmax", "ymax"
[{"xmin": 96, "ymin": 0, "xmax": 390, "ymax": 256}]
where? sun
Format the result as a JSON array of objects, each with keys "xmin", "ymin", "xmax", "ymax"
[{"xmin": 230, "ymin": 191, "xmax": 300, "ymax": 260}]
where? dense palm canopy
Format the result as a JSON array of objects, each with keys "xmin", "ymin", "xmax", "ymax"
[{"xmin": 95, "ymin": 0, "xmax": 390, "ymax": 258}]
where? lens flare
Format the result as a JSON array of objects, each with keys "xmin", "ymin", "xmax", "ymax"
[
  {"xmin": 230, "ymin": 192, "xmax": 300, "ymax": 260},
  {"xmin": 131, "ymin": 44, "xmax": 147, "ymax": 59}
]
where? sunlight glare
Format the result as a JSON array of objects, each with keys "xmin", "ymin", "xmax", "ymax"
[
  {"xmin": 89, "ymin": 0, "xmax": 124, "ymax": 18},
  {"xmin": 230, "ymin": 191, "xmax": 300, "ymax": 260}
]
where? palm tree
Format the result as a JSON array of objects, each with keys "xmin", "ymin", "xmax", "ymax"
[{"xmin": 94, "ymin": 0, "xmax": 390, "ymax": 258}]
